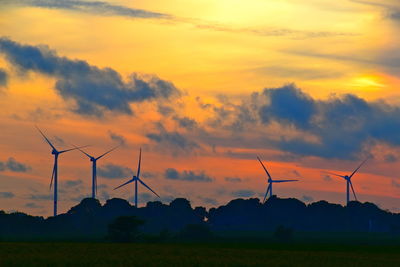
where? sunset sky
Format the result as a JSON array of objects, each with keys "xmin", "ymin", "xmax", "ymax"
[{"xmin": 1, "ymin": 0, "xmax": 400, "ymax": 217}]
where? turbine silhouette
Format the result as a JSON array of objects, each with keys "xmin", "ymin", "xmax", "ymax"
[
  {"xmin": 75, "ymin": 145, "xmax": 120, "ymax": 199},
  {"xmin": 257, "ymin": 156, "xmax": 298, "ymax": 202},
  {"xmin": 114, "ymin": 148, "xmax": 160, "ymax": 207},
  {"xmin": 36, "ymin": 126, "xmax": 87, "ymax": 216},
  {"xmin": 324, "ymin": 159, "xmax": 368, "ymax": 205}
]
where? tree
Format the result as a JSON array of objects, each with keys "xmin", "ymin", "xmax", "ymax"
[{"xmin": 107, "ymin": 216, "xmax": 144, "ymax": 242}]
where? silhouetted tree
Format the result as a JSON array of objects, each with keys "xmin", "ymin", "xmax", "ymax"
[{"xmin": 107, "ymin": 216, "xmax": 144, "ymax": 242}]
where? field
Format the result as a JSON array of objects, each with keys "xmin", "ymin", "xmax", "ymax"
[{"xmin": 0, "ymin": 242, "xmax": 400, "ymax": 266}]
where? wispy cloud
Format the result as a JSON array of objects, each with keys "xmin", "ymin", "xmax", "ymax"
[
  {"xmin": 2, "ymin": 0, "xmax": 170, "ymax": 19},
  {"xmin": 1, "ymin": 0, "xmax": 357, "ymax": 40}
]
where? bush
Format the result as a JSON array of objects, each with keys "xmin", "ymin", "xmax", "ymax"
[{"xmin": 107, "ymin": 216, "xmax": 144, "ymax": 242}]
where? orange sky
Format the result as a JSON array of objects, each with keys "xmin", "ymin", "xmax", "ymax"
[{"xmin": 0, "ymin": 0, "xmax": 400, "ymax": 216}]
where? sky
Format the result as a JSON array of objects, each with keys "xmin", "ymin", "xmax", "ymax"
[{"xmin": 1, "ymin": 0, "xmax": 400, "ymax": 217}]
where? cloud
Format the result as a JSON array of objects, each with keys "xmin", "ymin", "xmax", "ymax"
[
  {"xmin": 231, "ymin": 189, "xmax": 256, "ymax": 198},
  {"xmin": 0, "ymin": 157, "xmax": 31, "ymax": 172},
  {"xmin": 164, "ymin": 168, "xmax": 213, "ymax": 182},
  {"xmin": 384, "ymin": 153, "xmax": 397, "ymax": 163},
  {"xmin": 392, "ymin": 179, "xmax": 400, "ymax": 188},
  {"xmin": 108, "ymin": 130, "xmax": 127, "ymax": 146},
  {"xmin": 3, "ymin": 1, "xmax": 355, "ymax": 40},
  {"xmin": 98, "ymin": 163, "xmax": 132, "ymax": 179},
  {"xmin": 0, "ymin": 192, "xmax": 15, "ymax": 199},
  {"xmin": 173, "ymin": 116, "xmax": 198, "ymax": 130},
  {"xmin": 25, "ymin": 202, "xmax": 43, "ymax": 209},
  {"xmin": 3, "ymin": 0, "xmax": 170, "ymax": 19},
  {"xmin": 301, "ymin": 195, "xmax": 314, "ymax": 202},
  {"xmin": 0, "ymin": 68, "xmax": 8, "ymax": 87},
  {"xmin": 322, "ymin": 174, "xmax": 333, "ymax": 182},
  {"xmin": 254, "ymin": 65, "xmax": 344, "ymax": 80},
  {"xmin": 147, "ymin": 123, "xmax": 199, "ymax": 153},
  {"xmin": 64, "ymin": 179, "xmax": 83, "ymax": 187},
  {"xmin": 198, "ymin": 196, "xmax": 218, "ymax": 205},
  {"xmin": 224, "ymin": 177, "xmax": 242, "ymax": 183},
  {"xmin": 209, "ymin": 84, "xmax": 400, "ymax": 159},
  {"xmin": 28, "ymin": 194, "xmax": 53, "ymax": 201},
  {"xmin": 0, "ymin": 38, "xmax": 181, "ymax": 117},
  {"xmin": 259, "ymin": 84, "xmax": 316, "ymax": 129}
]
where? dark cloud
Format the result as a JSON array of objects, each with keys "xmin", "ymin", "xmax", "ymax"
[
  {"xmin": 231, "ymin": 189, "xmax": 256, "ymax": 198},
  {"xmin": 198, "ymin": 196, "xmax": 218, "ymax": 205},
  {"xmin": 28, "ymin": 194, "xmax": 53, "ymax": 201},
  {"xmin": 224, "ymin": 177, "xmax": 242, "ymax": 183},
  {"xmin": 164, "ymin": 168, "xmax": 213, "ymax": 182},
  {"xmin": 25, "ymin": 202, "xmax": 43, "ymax": 209},
  {"xmin": 301, "ymin": 195, "xmax": 314, "ymax": 202},
  {"xmin": 3, "ymin": 0, "xmax": 170, "ymax": 19},
  {"xmin": 0, "ymin": 68, "xmax": 8, "ymax": 87},
  {"xmin": 292, "ymin": 170, "xmax": 302, "ymax": 178},
  {"xmin": 147, "ymin": 123, "xmax": 199, "ymax": 153},
  {"xmin": 0, "ymin": 157, "xmax": 31, "ymax": 172},
  {"xmin": 392, "ymin": 179, "xmax": 400, "ymax": 188},
  {"xmin": 108, "ymin": 130, "xmax": 127, "ymax": 146},
  {"xmin": 0, "ymin": 38, "xmax": 180, "ymax": 117},
  {"xmin": 173, "ymin": 116, "xmax": 198, "ymax": 130},
  {"xmin": 141, "ymin": 172, "xmax": 156, "ymax": 179},
  {"xmin": 0, "ymin": 192, "xmax": 15, "ymax": 199},
  {"xmin": 259, "ymin": 84, "xmax": 316, "ymax": 129},
  {"xmin": 322, "ymin": 174, "xmax": 333, "ymax": 182},
  {"xmin": 64, "ymin": 179, "xmax": 83, "ymax": 187},
  {"xmin": 384, "ymin": 153, "xmax": 397, "ymax": 163},
  {"xmin": 98, "ymin": 163, "xmax": 132, "ymax": 179},
  {"xmin": 212, "ymin": 84, "xmax": 400, "ymax": 159}
]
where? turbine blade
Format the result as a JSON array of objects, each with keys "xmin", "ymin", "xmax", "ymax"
[
  {"xmin": 96, "ymin": 144, "xmax": 120, "ymax": 160},
  {"xmin": 59, "ymin": 145, "xmax": 90, "ymax": 154},
  {"xmin": 322, "ymin": 171, "xmax": 347, "ymax": 179},
  {"xmin": 350, "ymin": 180, "xmax": 358, "ymax": 201},
  {"xmin": 136, "ymin": 148, "xmax": 142, "ymax": 178},
  {"xmin": 257, "ymin": 156, "xmax": 272, "ymax": 180},
  {"xmin": 36, "ymin": 126, "xmax": 57, "ymax": 151},
  {"xmin": 263, "ymin": 184, "xmax": 271, "ymax": 202},
  {"xmin": 349, "ymin": 158, "xmax": 368, "ymax": 179},
  {"xmin": 71, "ymin": 143, "xmax": 92, "ymax": 159},
  {"xmin": 113, "ymin": 178, "xmax": 134, "ymax": 190},
  {"xmin": 138, "ymin": 178, "xmax": 160, "ymax": 198},
  {"xmin": 49, "ymin": 162, "xmax": 56, "ymax": 189},
  {"xmin": 273, "ymin": 179, "xmax": 299, "ymax": 183}
]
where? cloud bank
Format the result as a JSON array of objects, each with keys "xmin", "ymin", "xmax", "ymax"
[{"xmin": 0, "ymin": 38, "xmax": 180, "ymax": 117}]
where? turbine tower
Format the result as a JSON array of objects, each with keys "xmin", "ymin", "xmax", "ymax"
[
  {"xmin": 325, "ymin": 159, "xmax": 368, "ymax": 205},
  {"xmin": 257, "ymin": 156, "xmax": 298, "ymax": 202},
  {"xmin": 76, "ymin": 145, "xmax": 119, "ymax": 199},
  {"xmin": 36, "ymin": 126, "xmax": 86, "ymax": 216},
  {"xmin": 114, "ymin": 148, "xmax": 160, "ymax": 207}
]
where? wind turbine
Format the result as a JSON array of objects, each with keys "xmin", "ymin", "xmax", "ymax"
[
  {"xmin": 257, "ymin": 156, "xmax": 298, "ymax": 202},
  {"xmin": 75, "ymin": 145, "xmax": 120, "ymax": 199},
  {"xmin": 114, "ymin": 148, "xmax": 160, "ymax": 207},
  {"xmin": 36, "ymin": 126, "xmax": 87, "ymax": 216},
  {"xmin": 324, "ymin": 159, "xmax": 368, "ymax": 205}
]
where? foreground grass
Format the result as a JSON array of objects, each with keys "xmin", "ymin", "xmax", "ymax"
[{"xmin": 0, "ymin": 242, "xmax": 400, "ymax": 266}]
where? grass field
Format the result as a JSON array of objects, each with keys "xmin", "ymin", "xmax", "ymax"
[{"xmin": 0, "ymin": 242, "xmax": 400, "ymax": 266}]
